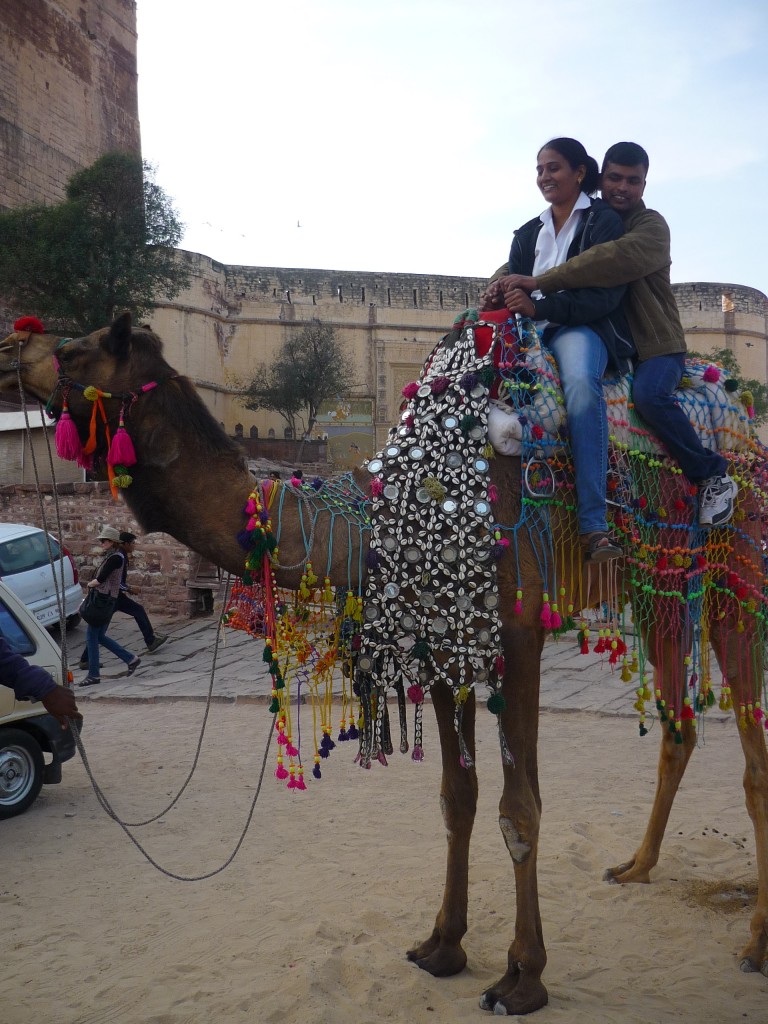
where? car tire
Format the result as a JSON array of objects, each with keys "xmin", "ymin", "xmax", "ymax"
[
  {"xmin": 0, "ymin": 728, "xmax": 45, "ymax": 819},
  {"xmin": 66, "ymin": 613, "xmax": 82, "ymax": 630}
]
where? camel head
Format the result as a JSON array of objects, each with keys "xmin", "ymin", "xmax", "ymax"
[
  {"xmin": 0, "ymin": 325, "xmax": 62, "ymax": 405},
  {"xmin": 0, "ymin": 312, "xmax": 173, "ymax": 415}
]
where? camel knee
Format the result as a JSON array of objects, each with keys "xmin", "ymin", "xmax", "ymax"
[{"xmin": 499, "ymin": 815, "xmax": 533, "ymax": 863}]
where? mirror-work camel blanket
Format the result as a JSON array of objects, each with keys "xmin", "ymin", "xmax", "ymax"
[{"xmin": 227, "ymin": 310, "xmax": 768, "ymax": 786}]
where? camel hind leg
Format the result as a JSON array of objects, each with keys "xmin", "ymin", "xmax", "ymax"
[
  {"xmin": 605, "ymin": 634, "xmax": 695, "ymax": 884},
  {"xmin": 710, "ymin": 620, "xmax": 768, "ymax": 975},
  {"xmin": 406, "ymin": 679, "xmax": 477, "ymax": 977}
]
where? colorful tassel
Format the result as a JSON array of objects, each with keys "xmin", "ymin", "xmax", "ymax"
[{"xmin": 55, "ymin": 404, "xmax": 83, "ymax": 461}]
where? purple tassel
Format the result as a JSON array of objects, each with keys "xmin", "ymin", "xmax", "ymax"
[
  {"xmin": 311, "ymin": 477, "xmax": 324, "ymax": 490},
  {"xmin": 236, "ymin": 529, "xmax": 252, "ymax": 550},
  {"xmin": 411, "ymin": 745, "xmax": 424, "ymax": 762},
  {"xmin": 319, "ymin": 746, "xmax": 330, "ymax": 759},
  {"xmin": 55, "ymin": 409, "xmax": 83, "ymax": 462},
  {"xmin": 347, "ymin": 723, "xmax": 359, "ymax": 740},
  {"xmin": 312, "ymin": 763, "xmax": 322, "ymax": 779},
  {"xmin": 337, "ymin": 727, "xmax": 348, "ymax": 742}
]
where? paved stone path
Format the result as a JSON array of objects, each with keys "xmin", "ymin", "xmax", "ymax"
[{"xmin": 64, "ymin": 606, "xmax": 732, "ymax": 723}]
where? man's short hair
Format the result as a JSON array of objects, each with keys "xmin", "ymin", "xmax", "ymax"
[
  {"xmin": 119, "ymin": 531, "xmax": 137, "ymax": 544},
  {"xmin": 602, "ymin": 142, "xmax": 649, "ymax": 173}
]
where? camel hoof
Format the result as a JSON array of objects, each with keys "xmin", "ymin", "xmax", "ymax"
[
  {"xmin": 603, "ymin": 868, "xmax": 619, "ymax": 884},
  {"xmin": 492, "ymin": 1003, "xmax": 508, "ymax": 1016},
  {"xmin": 739, "ymin": 957, "xmax": 757, "ymax": 973}
]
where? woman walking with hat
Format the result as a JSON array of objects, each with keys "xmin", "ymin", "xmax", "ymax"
[{"xmin": 81, "ymin": 525, "xmax": 141, "ymax": 686}]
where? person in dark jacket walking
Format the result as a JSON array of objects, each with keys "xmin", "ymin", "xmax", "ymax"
[
  {"xmin": 485, "ymin": 137, "xmax": 635, "ymax": 562},
  {"xmin": 81, "ymin": 525, "xmax": 141, "ymax": 687},
  {"xmin": 77, "ymin": 531, "xmax": 167, "ymax": 668},
  {"xmin": 1, "ymin": 636, "xmax": 81, "ymax": 726}
]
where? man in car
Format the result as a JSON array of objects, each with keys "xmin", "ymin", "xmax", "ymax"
[{"xmin": 0, "ymin": 636, "xmax": 81, "ymax": 727}]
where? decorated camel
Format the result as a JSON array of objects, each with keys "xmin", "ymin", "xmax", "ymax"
[{"xmin": 0, "ymin": 311, "xmax": 766, "ymax": 1016}]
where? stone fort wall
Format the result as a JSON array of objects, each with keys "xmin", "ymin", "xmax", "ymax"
[
  {"xmin": 148, "ymin": 257, "xmax": 768, "ymax": 454},
  {"xmin": 0, "ymin": 0, "xmax": 140, "ymax": 213}
]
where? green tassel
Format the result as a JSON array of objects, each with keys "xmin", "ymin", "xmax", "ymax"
[
  {"xmin": 487, "ymin": 692, "xmax": 507, "ymax": 715},
  {"xmin": 268, "ymin": 697, "xmax": 279, "ymax": 713},
  {"xmin": 411, "ymin": 640, "xmax": 430, "ymax": 661}
]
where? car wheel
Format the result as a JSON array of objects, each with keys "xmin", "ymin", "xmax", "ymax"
[
  {"xmin": 0, "ymin": 728, "xmax": 45, "ymax": 819},
  {"xmin": 66, "ymin": 613, "xmax": 82, "ymax": 630}
]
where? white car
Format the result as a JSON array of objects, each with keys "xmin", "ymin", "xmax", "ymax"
[
  {"xmin": 0, "ymin": 580, "xmax": 78, "ymax": 818},
  {"xmin": 0, "ymin": 523, "xmax": 82, "ymax": 630}
]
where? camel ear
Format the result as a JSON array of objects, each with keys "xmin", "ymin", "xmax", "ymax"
[{"xmin": 103, "ymin": 311, "xmax": 134, "ymax": 359}]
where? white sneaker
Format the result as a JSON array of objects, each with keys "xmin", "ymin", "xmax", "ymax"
[{"xmin": 699, "ymin": 474, "xmax": 738, "ymax": 527}]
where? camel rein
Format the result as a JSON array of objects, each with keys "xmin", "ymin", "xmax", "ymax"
[{"xmin": 10, "ymin": 355, "xmax": 276, "ymax": 881}]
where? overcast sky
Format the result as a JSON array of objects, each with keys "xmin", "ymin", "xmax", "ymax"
[{"xmin": 136, "ymin": 0, "xmax": 767, "ymax": 293}]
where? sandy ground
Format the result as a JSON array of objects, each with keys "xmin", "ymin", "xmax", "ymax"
[{"xmin": 3, "ymin": 702, "xmax": 766, "ymax": 1024}]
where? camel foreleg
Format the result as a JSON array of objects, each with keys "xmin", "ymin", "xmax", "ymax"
[
  {"xmin": 407, "ymin": 680, "xmax": 477, "ymax": 977},
  {"xmin": 480, "ymin": 623, "xmax": 548, "ymax": 1016}
]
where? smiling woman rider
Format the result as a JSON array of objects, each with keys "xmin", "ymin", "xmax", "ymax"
[{"xmin": 488, "ymin": 137, "xmax": 635, "ymax": 563}]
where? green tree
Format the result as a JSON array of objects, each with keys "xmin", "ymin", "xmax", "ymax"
[
  {"xmin": 242, "ymin": 319, "xmax": 354, "ymax": 442},
  {"xmin": 0, "ymin": 151, "xmax": 190, "ymax": 332},
  {"xmin": 689, "ymin": 347, "xmax": 768, "ymax": 426}
]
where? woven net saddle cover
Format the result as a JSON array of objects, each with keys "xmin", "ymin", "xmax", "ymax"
[{"xmin": 481, "ymin": 317, "xmax": 752, "ymax": 461}]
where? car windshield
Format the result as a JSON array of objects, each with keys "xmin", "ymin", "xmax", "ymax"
[
  {"xmin": 0, "ymin": 533, "xmax": 62, "ymax": 577},
  {"xmin": 0, "ymin": 597, "xmax": 35, "ymax": 656}
]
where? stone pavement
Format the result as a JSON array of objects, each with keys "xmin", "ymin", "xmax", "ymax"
[{"xmin": 62, "ymin": 606, "xmax": 732, "ymax": 722}]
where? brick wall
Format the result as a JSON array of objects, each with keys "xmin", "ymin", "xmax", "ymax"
[{"xmin": 0, "ymin": 481, "xmax": 200, "ymax": 620}]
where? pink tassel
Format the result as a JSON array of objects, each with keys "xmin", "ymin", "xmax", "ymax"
[
  {"xmin": 55, "ymin": 408, "xmax": 83, "ymax": 461},
  {"xmin": 295, "ymin": 774, "xmax": 307, "ymax": 791},
  {"xmin": 407, "ymin": 684, "xmax": 424, "ymax": 703},
  {"xmin": 370, "ymin": 477, "xmax": 384, "ymax": 497},
  {"xmin": 411, "ymin": 745, "xmax": 424, "ymax": 762},
  {"xmin": 108, "ymin": 424, "xmax": 136, "ymax": 467},
  {"xmin": 495, "ymin": 655, "xmax": 505, "ymax": 675},
  {"xmin": 401, "ymin": 382, "xmax": 419, "ymax": 399},
  {"xmin": 377, "ymin": 751, "xmax": 388, "ymax": 766},
  {"xmin": 274, "ymin": 764, "xmax": 289, "ymax": 779},
  {"xmin": 540, "ymin": 604, "xmax": 552, "ymax": 629},
  {"xmin": 245, "ymin": 498, "xmax": 257, "ymax": 515},
  {"xmin": 285, "ymin": 742, "xmax": 299, "ymax": 757},
  {"xmin": 703, "ymin": 365, "xmax": 720, "ymax": 382},
  {"xmin": 488, "ymin": 484, "xmax": 498, "ymax": 502},
  {"xmin": 550, "ymin": 610, "xmax": 562, "ymax": 629},
  {"xmin": 513, "ymin": 598, "xmax": 523, "ymax": 614},
  {"xmin": 277, "ymin": 731, "xmax": 288, "ymax": 746},
  {"xmin": 76, "ymin": 449, "xmax": 94, "ymax": 471}
]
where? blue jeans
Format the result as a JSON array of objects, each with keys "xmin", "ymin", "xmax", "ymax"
[
  {"xmin": 545, "ymin": 325, "xmax": 609, "ymax": 535},
  {"xmin": 116, "ymin": 592, "xmax": 155, "ymax": 647},
  {"xmin": 632, "ymin": 354, "xmax": 727, "ymax": 484},
  {"xmin": 86, "ymin": 620, "xmax": 135, "ymax": 678}
]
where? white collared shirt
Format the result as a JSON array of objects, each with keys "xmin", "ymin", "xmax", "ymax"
[{"xmin": 531, "ymin": 191, "xmax": 591, "ymax": 301}]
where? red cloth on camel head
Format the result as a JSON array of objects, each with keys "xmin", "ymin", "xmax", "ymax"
[{"xmin": 13, "ymin": 316, "xmax": 45, "ymax": 334}]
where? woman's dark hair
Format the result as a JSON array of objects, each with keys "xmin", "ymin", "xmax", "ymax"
[{"xmin": 538, "ymin": 137, "xmax": 600, "ymax": 195}]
